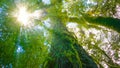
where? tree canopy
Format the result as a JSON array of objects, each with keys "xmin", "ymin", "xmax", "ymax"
[{"xmin": 0, "ymin": 0, "xmax": 120, "ymax": 68}]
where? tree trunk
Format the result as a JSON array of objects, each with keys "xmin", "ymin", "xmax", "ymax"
[{"xmin": 45, "ymin": 17, "xmax": 98, "ymax": 68}]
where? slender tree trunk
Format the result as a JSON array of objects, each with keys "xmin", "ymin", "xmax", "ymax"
[{"xmin": 82, "ymin": 14, "xmax": 120, "ymax": 33}]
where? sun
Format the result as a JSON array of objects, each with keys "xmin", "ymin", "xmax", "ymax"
[
  {"xmin": 16, "ymin": 6, "xmax": 31, "ymax": 26},
  {"xmin": 13, "ymin": 4, "xmax": 46, "ymax": 27}
]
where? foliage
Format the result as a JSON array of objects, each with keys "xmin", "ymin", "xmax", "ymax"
[{"xmin": 0, "ymin": 0, "xmax": 120, "ymax": 68}]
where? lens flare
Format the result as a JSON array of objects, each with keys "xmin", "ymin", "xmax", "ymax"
[
  {"xmin": 17, "ymin": 7, "xmax": 30, "ymax": 26},
  {"xmin": 13, "ymin": 4, "xmax": 46, "ymax": 27}
]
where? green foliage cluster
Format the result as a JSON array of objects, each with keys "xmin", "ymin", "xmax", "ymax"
[{"xmin": 0, "ymin": 0, "xmax": 120, "ymax": 68}]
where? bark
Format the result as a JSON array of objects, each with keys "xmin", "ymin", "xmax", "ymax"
[
  {"xmin": 45, "ymin": 17, "xmax": 98, "ymax": 68},
  {"xmin": 68, "ymin": 14, "xmax": 120, "ymax": 33},
  {"xmin": 84, "ymin": 15, "xmax": 120, "ymax": 33}
]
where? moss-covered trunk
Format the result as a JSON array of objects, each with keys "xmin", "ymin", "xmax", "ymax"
[{"xmin": 45, "ymin": 17, "xmax": 98, "ymax": 68}]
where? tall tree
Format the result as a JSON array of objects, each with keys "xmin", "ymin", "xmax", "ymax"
[{"xmin": 0, "ymin": 0, "xmax": 120, "ymax": 68}]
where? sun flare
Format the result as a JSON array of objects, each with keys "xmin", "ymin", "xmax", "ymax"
[
  {"xmin": 13, "ymin": 4, "xmax": 46, "ymax": 27},
  {"xmin": 17, "ymin": 7, "xmax": 30, "ymax": 26}
]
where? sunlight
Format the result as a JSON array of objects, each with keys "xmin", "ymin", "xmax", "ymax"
[
  {"xmin": 66, "ymin": 22, "xmax": 80, "ymax": 38},
  {"xmin": 42, "ymin": 0, "xmax": 51, "ymax": 5},
  {"xmin": 17, "ymin": 45, "xmax": 24, "ymax": 53},
  {"xmin": 14, "ymin": 5, "xmax": 46, "ymax": 27},
  {"xmin": 17, "ymin": 6, "xmax": 30, "ymax": 26}
]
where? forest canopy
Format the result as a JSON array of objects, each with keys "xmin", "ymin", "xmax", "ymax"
[{"xmin": 0, "ymin": 0, "xmax": 120, "ymax": 68}]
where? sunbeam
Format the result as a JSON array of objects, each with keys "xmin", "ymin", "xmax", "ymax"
[
  {"xmin": 17, "ymin": 6, "xmax": 30, "ymax": 26},
  {"xmin": 13, "ymin": 4, "xmax": 46, "ymax": 27}
]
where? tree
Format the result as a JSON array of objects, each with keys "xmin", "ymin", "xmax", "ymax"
[{"xmin": 0, "ymin": 0, "xmax": 120, "ymax": 68}]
